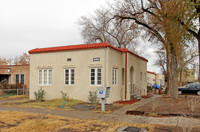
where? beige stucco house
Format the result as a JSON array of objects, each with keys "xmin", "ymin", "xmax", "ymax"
[
  {"xmin": 147, "ymin": 71, "xmax": 165, "ymax": 87},
  {"xmin": 0, "ymin": 64, "xmax": 30, "ymax": 88},
  {"xmin": 147, "ymin": 71, "xmax": 156, "ymax": 86},
  {"xmin": 155, "ymin": 73, "xmax": 165, "ymax": 86},
  {"xmin": 29, "ymin": 42, "xmax": 148, "ymax": 103},
  {"xmin": 178, "ymin": 69, "xmax": 195, "ymax": 85}
]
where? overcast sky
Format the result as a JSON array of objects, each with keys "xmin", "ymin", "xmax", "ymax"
[{"xmin": 0, "ymin": 0, "xmax": 159, "ymax": 72}]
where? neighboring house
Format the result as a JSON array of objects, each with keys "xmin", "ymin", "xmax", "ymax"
[
  {"xmin": 178, "ymin": 69, "xmax": 195, "ymax": 85},
  {"xmin": 147, "ymin": 71, "xmax": 156, "ymax": 86},
  {"xmin": 155, "ymin": 73, "xmax": 165, "ymax": 86},
  {"xmin": 0, "ymin": 64, "xmax": 30, "ymax": 88},
  {"xmin": 28, "ymin": 42, "xmax": 148, "ymax": 103},
  {"xmin": 147, "ymin": 71, "xmax": 165, "ymax": 87}
]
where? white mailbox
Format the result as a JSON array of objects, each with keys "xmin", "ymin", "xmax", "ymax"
[{"xmin": 97, "ymin": 87, "xmax": 110, "ymax": 98}]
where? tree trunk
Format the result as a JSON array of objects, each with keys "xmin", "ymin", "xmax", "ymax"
[
  {"xmin": 198, "ymin": 39, "xmax": 200, "ymax": 82},
  {"xmin": 170, "ymin": 46, "xmax": 178, "ymax": 99},
  {"xmin": 166, "ymin": 52, "xmax": 171, "ymax": 97},
  {"xmin": 180, "ymin": 69, "xmax": 183, "ymax": 86}
]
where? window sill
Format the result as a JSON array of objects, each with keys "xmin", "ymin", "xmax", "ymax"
[
  {"xmin": 90, "ymin": 85, "xmax": 102, "ymax": 86},
  {"xmin": 38, "ymin": 85, "xmax": 52, "ymax": 86}
]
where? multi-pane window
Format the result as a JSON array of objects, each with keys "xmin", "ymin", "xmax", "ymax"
[
  {"xmin": 112, "ymin": 68, "xmax": 117, "ymax": 85},
  {"xmin": 38, "ymin": 69, "xmax": 52, "ymax": 85},
  {"xmin": 15, "ymin": 74, "xmax": 24, "ymax": 84},
  {"xmin": 90, "ymin": 68, "xmax": 101, "ymax": 85},
  {"xmin": 147, "ymin": 77, "xmax": 150, "ymax": 82},
  {"xmin": 144, "ymin": 73, "xmax": 146, "ymax": 82},
  {"xmin": 140, "ymin": 72, "xmax": 142, "ymax": 81},
  {"xmin": 15, "ymin": 75, "xmax": 19, "ymax": 84},
  {"xmin": 122, "ymin": 68, "xmax": 124, "ymax": 85},
  {"xmin": 21, "ymin": 74, "xmax": 24, "ymax": 84},
  {"xmin": 65, "ymin": 69, "xmax": 75, "ymax": 85}
]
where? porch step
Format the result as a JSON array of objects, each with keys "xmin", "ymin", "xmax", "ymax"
[{"xmin": 131, "ymin": 94, "xmax": 142, "ymax": 100}]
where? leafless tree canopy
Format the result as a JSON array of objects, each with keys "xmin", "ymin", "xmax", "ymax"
[
  {"xmin": 2, "ymin": 53, "xmax": 30, "ymax": 65},
  {"xmin": 78, "ymin": 8, "xmax": 139, "ymax": 50}
]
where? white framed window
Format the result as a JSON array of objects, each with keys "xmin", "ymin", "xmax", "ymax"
[
  {"xmin": 112, "ymin": 68, "xmax": 117, "ymax": 85},
  {"xmin": 90, "ymin": 68, "xmax": 101, "ymax": 85},
  {"xmin": 122, "ymin": 68, "xmax": 124, "ymax": 85},
  {"xmin": 15, "ymin": 74, "xmax": 24, "ymax": 84},
  {"xmin": 147, "ymin": 77, "xmax": 150, "ymax": 82},
  {"xmin": 144, "ymin": 73, "xmax": 146, "ymax": 82},
  {"xmin": 65, "ymin": 69, "xmax": 75, "ymax": 85},
  {"xmin": 38, "ymin": 69, "xmax": 52, "ymax": 85},
  {"xmin": 140, "ymin": 72, "xmax": 142, "ymax": 81}
]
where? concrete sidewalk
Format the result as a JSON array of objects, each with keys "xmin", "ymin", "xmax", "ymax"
[{"xmin": 112, "ymin": 94, "xmax": 160, "ymax": 116}]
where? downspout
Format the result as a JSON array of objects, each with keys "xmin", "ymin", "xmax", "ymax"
[
  {"xmin": 125, "ymin": 52, "xmax": 127, "ymax": 100},
  {"xmin": 105, "ymin": 48, "xmax": 107, "ymax": 88}
]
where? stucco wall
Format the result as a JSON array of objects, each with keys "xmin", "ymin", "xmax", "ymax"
[
  {"xmin": 11, "ymin": 65, "xmax": 30, "ymax": 88},
  {"xmin": 0, "ymin": 65, "xmax": 29, "ymax": 88},
  {"xmin": 147, "ymin": 73, "xmax": 156, "ymax": 86},
  {"xmin": 106, "ymin": 48, "xmax": 124, "ymax": 103},
  {"xmin": 127, "ymin": 53, "xmax": 147, "ymax": 99},
  {"xmin": 30, "ymin": 47, "xmax": 147, "ymax": 103},
  {"xmin": 30, "ymin": 48, "xmax": 107, "ymax": 102},
  {"xmin": 155, "ymin": 73, "xmax": 165, "ymax": 86},
  {"xmin": 178, "ymin": 69, "xmax": 195, "ymax": 84}
]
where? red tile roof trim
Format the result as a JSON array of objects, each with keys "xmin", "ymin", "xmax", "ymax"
[
  {"xmin": 29, "ymin": 42, "xmax": 148, "ymax": 62},
  {"xmin": 147, "ymin": 71, "xmax": 156, "ymax": 75}
]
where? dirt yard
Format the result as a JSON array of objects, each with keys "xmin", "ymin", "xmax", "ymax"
[{"xmin": 134, "ymin": 94, "xmax": 200, "ymax": 117}]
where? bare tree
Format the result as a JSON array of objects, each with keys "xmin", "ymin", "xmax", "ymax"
[
  {"xmin": 6, "ymin": 53, "xmax": 30, "ymax": 65},
  {"xmin": 6, "ymin": 58, "xmax": 13, "ymax": 65},
  {"xmin": 78, "ymin": 8, "xmax": 139, "ymax": 50},
  {"xmin": 113, "ymin": 0, "xmax": 189, "ymax": 99},
  {"xmin": 19, "ymin": 53, "xmax": 30, "ymax": 65},
  {"xmin": 0, "ymin": 57, "xmax": 7, "ymax": 65},
  {"xmin": 178, "ymin": 47, "xmax": 198, "ymax": 86},
  {"xmin": 155, "ymin": 45, "xmax": 198, "ymax": 86},
  {"xmin": 13, "ymin": 57, "xmax": 20, "ymax": 65},
  {"xmin": 154, "ymin": 50, "xmax": 167, "ymax": 76},
  {"xmin": 173, "ymin": 0, "xmax": 200, "ymax": 82}
]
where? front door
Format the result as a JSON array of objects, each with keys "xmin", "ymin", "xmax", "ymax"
[{"xmin": 0, "ymin": 74, "xmax": 9, "ymax": 84}]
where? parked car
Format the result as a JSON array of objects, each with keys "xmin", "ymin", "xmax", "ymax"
[{"xmin": 178, "ymin": 82, "xmax": 200, "ymax": 95}]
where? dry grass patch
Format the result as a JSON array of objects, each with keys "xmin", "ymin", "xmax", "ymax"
[
  {"xmin": 0, "ymin": 111, "xmax": 156, "ymax": 132},
  {"xmin": 0, "ymin": 95, "xmax": 28, "ymax": 100},
  {"xmin": 2, "ymin": 98, "xmax": 83, "ymax": 110},
  {"xmin": 0, "ymin": 111, "xmax": 66, "ymax": 132},
  {"xmin": 2, "ymin": 98, "xmax": 125, "ymax": 112}
]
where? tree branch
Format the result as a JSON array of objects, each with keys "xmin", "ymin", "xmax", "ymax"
[
  {"xmin": 177, "ymin": 19, "xmax": 199, "ymax": 39},
  {"xmin": 114, "ymin": 15, "xmax": 165, "ymax": 44}
]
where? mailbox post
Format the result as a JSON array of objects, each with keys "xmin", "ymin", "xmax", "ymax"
[{"xmin": 97, "ymin": 87, "xmax": 110, "ymax": 112}]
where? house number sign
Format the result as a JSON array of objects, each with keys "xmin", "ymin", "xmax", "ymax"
[{"xmin": 93, "ymin": 58, "xmax": 100, "ymax": 61}]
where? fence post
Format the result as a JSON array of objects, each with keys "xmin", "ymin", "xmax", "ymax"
[
  {"xmin": 17, "ymin": 89, "xmax": 18, "ymax": 95},
  {"xmin": 23, "ymin": 86, "xmax": 25, "ymax": 95}
]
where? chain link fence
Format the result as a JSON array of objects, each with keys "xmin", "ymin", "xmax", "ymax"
[{"xmin": 0, "ymin": 84, "xmax": 29, "ymax": 96}]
